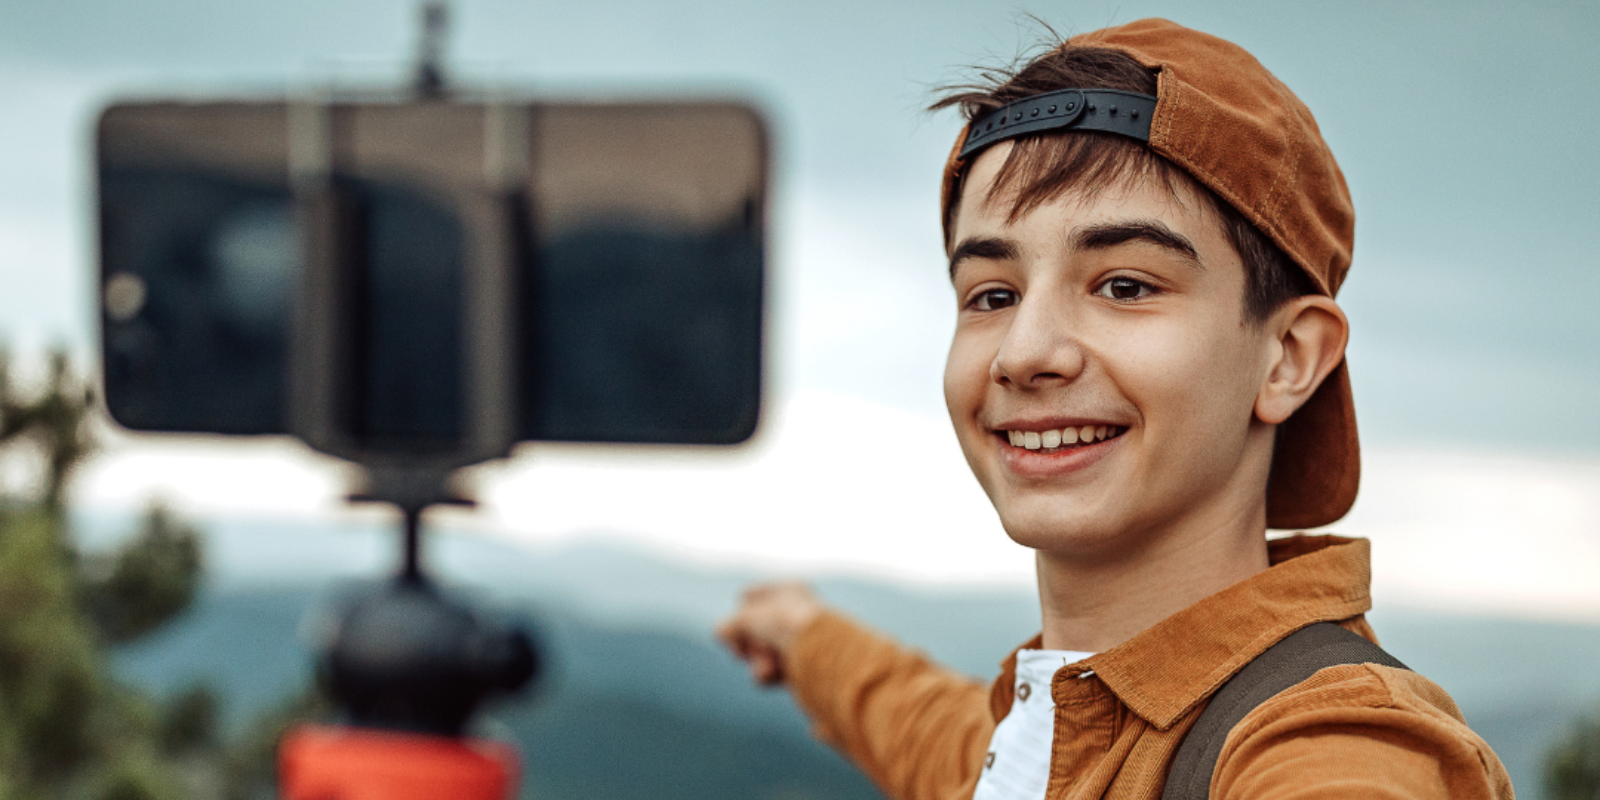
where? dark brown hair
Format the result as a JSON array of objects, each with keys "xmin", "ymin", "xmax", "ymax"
[{"xmin": 933, "ymin": 44, "xmax": 1314, "ymax": 324}]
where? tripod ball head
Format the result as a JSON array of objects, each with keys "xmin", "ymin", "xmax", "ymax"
[{"xmin": 316, "ymin": 578, "xmax": 538, "ymax": 736}]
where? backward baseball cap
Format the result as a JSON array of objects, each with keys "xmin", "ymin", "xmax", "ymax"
[{"xmin": 938, "ymin": 18, "xmax": 1359, "ymax": 530}]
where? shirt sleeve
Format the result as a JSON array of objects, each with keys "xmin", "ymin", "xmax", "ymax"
[
  {"xmin": 1214, "ymin": 664, "xmax": 1516, "ymax": 800},
  {"xmin": 785, "ymin": 609, "xmax": 996, "ymax": 800}
]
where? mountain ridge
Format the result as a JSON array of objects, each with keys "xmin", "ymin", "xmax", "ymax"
[{"xmin": 85, "ymin": 509, "xmax": 1600, "ymax": 798}]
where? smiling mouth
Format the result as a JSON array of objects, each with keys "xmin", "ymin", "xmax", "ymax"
[{"xmin": 999, "ymin": 425, "xmax": 1127, "ymax": 453}]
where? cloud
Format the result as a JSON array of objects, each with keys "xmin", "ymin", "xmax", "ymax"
[
  {"xmin": 467, "ymin": 390, "xmax": 1025, "ymax": 584},
  {"xmin": 71, "ymin": 391, "xmax": 1600, "ymax": 622},
  {"xmin": 1338, "ymin": 449, "xmax": 1600, "ymax": 622},
  {"xmin": 19, "ymin": 0, "xmax": 1600, "ymax": 624}
]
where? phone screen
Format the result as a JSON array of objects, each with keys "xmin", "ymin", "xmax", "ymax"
[{"xmin": 98, "ymin": 99, "xmax": 765, "ymax": 449}]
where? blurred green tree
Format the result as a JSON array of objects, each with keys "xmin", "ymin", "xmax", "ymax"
[
  {"xmin": 0, "ymin": 350, "xmax": 215, "ymax": 800},
  {"xmin": 84, "ymin": 503, "xmax": 204, "ymax": 645},
  {"xmin": 1547, "ymin": 709, "xmax": 1600, "ymax": 800}
]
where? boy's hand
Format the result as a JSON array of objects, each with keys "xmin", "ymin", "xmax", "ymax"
[{"xmin": 716, "ymin": 582, "xmax": 824, "ymax": 686}]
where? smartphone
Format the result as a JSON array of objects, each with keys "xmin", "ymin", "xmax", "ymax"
[{"xmin": 98, "ymin": 98, "xmax": 766, "ymax": 455}]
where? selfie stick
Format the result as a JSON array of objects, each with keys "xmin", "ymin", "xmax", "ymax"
[{"xmin": 278, "ymin": 6, "xmax": 539, "ymax": 799}]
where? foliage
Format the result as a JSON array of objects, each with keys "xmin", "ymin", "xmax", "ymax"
[
  {"xmin": 1547, "ymin": 709, "xmax": 1600, "ymax": 800},
  {"xmin": 0, "ymin": 352, "xmax": 93, "ymax": 509},
  {"xmin": 0, "ymin": 350, "xmax": 214, "ymax": 799},
  {"xmin": 84, "ymin": 504, "xmax": 204, "ymax": 645},
  {"xmin": 0, "ymin": 507, "xmax": 104, "ymax": 789},
  {"xmin": 221, "ymin": 689, "xmax": 331, "ymax": 800},
  {"xmin": 159, "ymin": 686, "xmax": 220, "ymax": 756}
]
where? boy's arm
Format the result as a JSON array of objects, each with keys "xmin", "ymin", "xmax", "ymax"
[{"xmin": 718, "ymin": 584, "xmax": 995, "ymax": 800}]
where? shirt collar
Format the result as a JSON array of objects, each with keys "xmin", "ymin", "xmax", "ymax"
[{"xmin": 991, "ymin": 534, "xmax": 1372, "ymax": 730}]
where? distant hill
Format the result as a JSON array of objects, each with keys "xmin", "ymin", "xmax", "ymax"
[
  {"xmin": 112, "ymin": 586, "xmax": 885, "ymax": 800},
  {"xmin": 85, "ymin": 509, "xmax": 1600, "ymax": 798}
]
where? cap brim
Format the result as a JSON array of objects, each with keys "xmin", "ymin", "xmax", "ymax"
[{"xmin": 1266, "ymin": 359, "xmax": 1359, "ymax": 530}]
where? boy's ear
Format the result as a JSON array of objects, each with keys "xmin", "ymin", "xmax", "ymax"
[{"xmin": 1255, "ymin": 296, "xmax": 1349, "ymax": 425}]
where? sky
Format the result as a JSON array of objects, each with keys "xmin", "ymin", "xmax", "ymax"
[{"xmin": 4, "ymin": 0, "xmax": 1600, "ymax": 619}]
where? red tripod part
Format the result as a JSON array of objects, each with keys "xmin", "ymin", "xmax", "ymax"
[
  {"xmin": 279, "ymin": 723, "xmax": 519, "ymax": 800},
  {"xmin": 283, "ymin": 573, "xmax": 538, "ymax": 798}
]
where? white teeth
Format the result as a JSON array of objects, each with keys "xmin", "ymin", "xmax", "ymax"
[{"xmin": 1007, "ymin": 425, "xmax": 1123, "ymax": 449}]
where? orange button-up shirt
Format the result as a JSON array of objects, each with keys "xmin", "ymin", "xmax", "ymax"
[{"xmin": 788, "ymin": 535, "xmax": 1514, "ymax": 799}]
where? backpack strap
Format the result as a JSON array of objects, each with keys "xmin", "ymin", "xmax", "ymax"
[{"xmin": 1160, "ymin": 622, "xmax": 1410, "ymax": 800}]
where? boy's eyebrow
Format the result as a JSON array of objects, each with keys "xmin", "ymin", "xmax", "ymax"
[
  {"xmin": 948, "ymin": 237, "xmax": 1019, "ymax": 281},
  {"xmin": 948, "ymin": 221, "xmax": 1203, "ymax": 282},
  {"xmin": 1072, "ymin": 220, "xmax": 1203, "ymax": 268}
]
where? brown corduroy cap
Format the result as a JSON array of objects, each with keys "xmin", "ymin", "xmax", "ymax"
[{"xmin": 939, "ymin": 18, "xmax": 1359, "ymax": 530}]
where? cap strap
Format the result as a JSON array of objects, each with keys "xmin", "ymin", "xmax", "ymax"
[{"xmin": 959, "ymin": 88, "xmax": 1157, "ymax": 160}]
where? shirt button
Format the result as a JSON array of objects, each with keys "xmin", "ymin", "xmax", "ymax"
[
  {"xmin": 1017, "ymin": 682, "xmax": 1032, "ymax": 701},
  {"xmin": 985, "ymin": 752, "xmax": 996, "ymax": 769}
]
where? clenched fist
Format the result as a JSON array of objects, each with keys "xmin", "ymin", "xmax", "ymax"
[{"xmin": 715, "ymin": 582, "xmax": 825, "ymax": 686}]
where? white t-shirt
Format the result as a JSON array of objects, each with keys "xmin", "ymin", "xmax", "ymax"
[{"xmin": 972, "ymin": 648, "xmax": 1097, "ymax": 800}]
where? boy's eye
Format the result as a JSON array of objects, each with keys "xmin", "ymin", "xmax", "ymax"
[
  {"xmin": 1095, "ymin": 277, "xmax": 1155, "ymax": 301},
  {"xmin": 969, "ymin": 288, "xmax": 1019, "ymax": 311}
]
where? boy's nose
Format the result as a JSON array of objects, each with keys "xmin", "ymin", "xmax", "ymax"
[{"xmin": 989, "ymin": 297, "xmax": 1087, "ymax": 388}]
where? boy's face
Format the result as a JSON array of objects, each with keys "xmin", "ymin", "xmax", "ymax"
[{"xmin": 944, "ymin": 144, "xmax": 1280, "ymax": 560}]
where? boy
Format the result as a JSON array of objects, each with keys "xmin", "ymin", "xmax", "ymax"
[{"xmin": 718, "ymin": 18, "xmax": 1513, "ymax": 800}]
